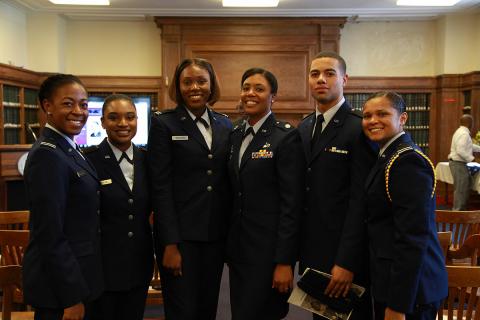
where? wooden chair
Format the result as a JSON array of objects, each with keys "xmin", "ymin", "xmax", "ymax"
[
  {"xmin": 0, "ymin": 230, "xmax": 29, "ymax": 266},
  {"xmin": 435, "ymin": 210, "xmax": 480, "ymax": 249},
  {"xmin": 0, "ymin": 265, "xmax": 33, "ymax": 320},
  {"xmin": 448, "ymin": 234, "xmax": 480, "ymax": 266},
  {"xmin": 0, "ymin": 230, "xmax": 29, "ymax": 306},
  {"xmin": 0, "ymin": 211, "xmax": 29, "ymax": 231},
  {"xmin": 438, "ymin": 265, "xmax": 480, "ymax": 320},
  {"xmin": 438, "ymin": 231, "xmax": 452, "ymax": 262}
]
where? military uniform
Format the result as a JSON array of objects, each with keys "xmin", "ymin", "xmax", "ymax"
[
  {"xmin": 297, "ymin": 101, "xmax": 376, "ymax": 320},
  {"xmin": 227, "ymin": 113, "xmax": 304, "ymax": 320},
  {"xmin": 365, "ymin": 133, "xmax": 447, "ymax": 320},
  {"xmin": 147, "ymin": 105, "xmax": 232, "ymax": 320},
  {"xmin": 85, "ymin": 138, "xmax": 154, "ymax": 320},
  {"xmin": 23, "ymin": 127, "xmax": 103, "ymax": 319}
]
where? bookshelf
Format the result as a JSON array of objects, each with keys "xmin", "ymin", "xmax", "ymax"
[
  {"xmin": 0, "ymin": 84, "xmax": 39, "ymax": 145},
  {"xmin": 345, "ymin": 92, "xmax": 431, "ymax": 155}
]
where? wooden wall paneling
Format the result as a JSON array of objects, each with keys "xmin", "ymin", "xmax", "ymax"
[
  {"xmin": 318, "ymin": 24, "xmax": 342, "ymax": 52},
  {"xmin": 0, "ymin": 84, "xmax": 3, "ymax": 145},
  {"xmin": 434, "ymin": 74, "xmax": 463, "ymax": 163},
  {"xmin": 155, "ymin": 17, "xmax": 346, "ymax": 115},
  {"xmin": 78, "ymin": 75, "xmax": 164, "ymax": 111},
  {"xmin": 0, "ymin": 63, "xmax": 41, "ymax": 88},
  {"xmin": 461, "ymin": 72, "xmax": 480, "ymax": 136},
  {"xmin": 185, "ymin": 44, "xmax": 316, "ymax": 115},
  {"xmin": 160, "ymin": 24, "xmax": 182, "ymax": 109}
]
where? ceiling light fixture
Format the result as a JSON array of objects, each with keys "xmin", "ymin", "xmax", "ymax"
[
  {"xmin": 49, "ymin": 0, "xmax": 110, "ymax": 5},
  {"xmin": 396, "ymin": 0, "xmax": 460, "ymax": 6},
  {"xmin": 222, "ymin": 0, "xmax": 279, "ymax": 7}
]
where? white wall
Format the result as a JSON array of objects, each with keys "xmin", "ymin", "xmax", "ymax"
[
  {"xmin": 473, "ymin": 13, "xmax": 480, "ymax": 70},
  {"xmin": 440, "ymin": 13, "xmax": 479, "ymax": 74},
  {"xmin": 65, "ymin": 20, "xmax": 162, "ymax": 76},
  {"xmin": 0, "ymin": 0, "xmax": 478, "ymax": 77},
  {"xmin": 0, "ymin": 1, "xmax": 27, "ymax": 68},
  {"xmin": 340, "ymin": 20, "xmax": 437, "ymax": 77},
  {"xmin": 26, "ymin": 12, "xmax": 66, "ymax": 73}
]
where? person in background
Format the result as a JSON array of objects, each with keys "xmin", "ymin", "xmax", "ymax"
[
  {"xmin": 147, "ymin": 58, "xmax": 232, "ymax": 319},
  {"xmin": 85, "ymin": 94, "xmax": 153, "ymax": 320},
  {"xmin": 297, "ymin": 51, "xmax": 376, "ymax": 320},
  {"xmin": 23, "ymin": 74, "xmax": 103, "ymax": 320},
  {"xmin": 362, "ymin": 91, "xmax": 447, "ymax": 320},
  {"xmin": 227, "ymin": 68, "xmax": 303, "ymax": 319},
  {"xmin": 448, "ymin": 114, "xmax": 480, "ymax": 210}
]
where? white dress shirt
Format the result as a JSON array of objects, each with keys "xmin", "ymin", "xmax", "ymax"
[
  {"xmin": 239, "ymin": 111, "xmax": 271, "ymax": 167},
  {"xmin": 107, "ymin": 140, "xmax": 134, "ymax": 190},
  {"xmin": 448, "ymin": 125, "xmax": 480, "ymax": 163},
  {"xmin": 379, "ymin": 132, "xmax": 405, "ymax": 157},
  {"xmin": 186, "ymin": 108, "xmax": 212, "ymax": 150},
  {"xmin": 45, "ymin": 123, "xmax": 85, "ymax": 159},
  {"xmin": 312, "ymin": 97, "xmax": 345, "ymax": 137}
]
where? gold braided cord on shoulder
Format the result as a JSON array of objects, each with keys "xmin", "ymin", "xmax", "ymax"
[{"xmin": 385, "ymin": 147, "xmax": 436, "ymax": 202}]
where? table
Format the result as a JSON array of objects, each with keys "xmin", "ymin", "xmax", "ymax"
[{"xmin": 435, "ymin": 162, "xmax": 480, "ymax": 195}]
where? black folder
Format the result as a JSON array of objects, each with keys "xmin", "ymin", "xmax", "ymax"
[{"xmin": 297, "ymin": 268, "xmax": 363, "ymax": 314}]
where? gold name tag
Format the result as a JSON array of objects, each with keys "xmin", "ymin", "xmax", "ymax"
[
  {"xmin": 100, "ymin": 179, "xmax": 112, "ymax": 185},
  {"xmin": 326, "ymin": 147, "xmax": 348, "ymax": 155}
]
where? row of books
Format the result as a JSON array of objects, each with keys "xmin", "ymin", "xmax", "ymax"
[
  {"xmin": 2, "ymin": 85, "xmax": 20, "ymax": 105},
  {"xmin": 24, "ymin": 88, "xmax": 38, "ymax": 106},
  {"xmin": 3, "ymin": 107, "xmax": 20, "ymax": 124},
  {"xmin": 407, "ymin": 128, "xmax": 429, "ymax": 149},
  {"xmin": 25, "ymin": 108, "xmax": 39, "ymax": 124},
  {"xmin": 3, "ymin": 127, "xmax": 20, "ymax": 145},
  {"xmin": 345, "ymin": 92, "xmax": 430, "ymax": 154},
  {"xmin": 1, "ymin": 86, "xmax": 39, "ymax": 144}
]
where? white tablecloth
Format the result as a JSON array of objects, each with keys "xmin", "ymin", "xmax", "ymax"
[{"xmin": 435, "ymin": 162, "xmax": 480, "ymax": 193}]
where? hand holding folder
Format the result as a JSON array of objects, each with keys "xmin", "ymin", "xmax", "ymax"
[
  {"xmin": 288, "ymin": 268, "xmax": 365, "ymax": 320},
  {"xmin": 297, "ymin": 268, "xmax": 361, "ymax": 313}
]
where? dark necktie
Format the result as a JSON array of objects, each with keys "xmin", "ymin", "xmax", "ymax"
[
  {"xmin": 243, "ymin": 126, "xmax": 255, "ymax": 140},
  {"xmin": 118, "ymin": 152, "xmax": 133, "ymax": 165},
  {"xmin": 195, "ymin": 117, "xmax": 210, "ymax": 129},
  {"xmin": 311, "ymin": 114, "xmax": 324, "ymax": 147}
]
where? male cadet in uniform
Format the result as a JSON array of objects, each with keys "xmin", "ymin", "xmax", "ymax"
[{"xmin": 297, "ymin": 51, "xmax": 376, "ymax": 319}]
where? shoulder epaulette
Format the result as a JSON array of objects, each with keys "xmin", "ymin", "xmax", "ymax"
[
  {"xmin": 154, "ymin": 109, "xmax": 175, "ymax": 116},
  {"xmin": 82, "ymin": 145, "xmax": 99, "ymax": 154},
  {"xmin": 233, "ymin": 123, "xmax": 244, "ymax": 131},
  {"xmin": 274, "ymin": 120, "xmax": 293, "ymax": 131},
  {"xmin": 349, "ymin": 109, "xmax": 363, "ymax": 118},
  {"xmin": 212, "ymin": 110, "xmax": 229, "ymax": 118},
  {"xmin": 39, "ymin": 141, "xmax": 56, "ymax": 149},
  {"xmin": 385, "ymin": 145, "xmax": 436, "ymax": 202}
]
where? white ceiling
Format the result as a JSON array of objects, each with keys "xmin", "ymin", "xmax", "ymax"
[{"xmin": 7, "ymin": 0, "xmax": 480, "ymax": 20}]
